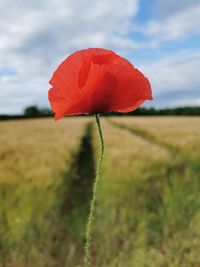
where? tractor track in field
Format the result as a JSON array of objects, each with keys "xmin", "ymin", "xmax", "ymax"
[
  {"xmin": 107, "ymin": 118, "xmax": 180, "ymax": 156},
  {"xmin": 106, "ymin": 119, "xmax": 193, "ymax": 191},
  {"xmin": 59, "ymin": 122, "xmax": 95, "ymax": 216},
  {"xmin": 51, "ymin": 121, "xmax": 95, "ymax": 265}
]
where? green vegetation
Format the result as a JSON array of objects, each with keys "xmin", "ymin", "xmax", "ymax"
[
  {"xmin": 0, "ymin": 116, "xmax": 200, "ymax": 266},
  {"xmin": 0, "ymin": 106, "xmax": 200, "ymax": 120},
  {"xmin": 23, "ymin": 106, "xmax": 53, "ymax": 118}
]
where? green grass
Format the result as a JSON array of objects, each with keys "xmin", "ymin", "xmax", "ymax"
[
  {"xmin": 0, "ymin": 116, "xmax": 200, "ymax": 267},
  {"xmin": 92, "ymin": 117, "xmax": 200, "ymax": 267},
  {"xmin": 0, "ymin": 118, "xmax": 89, "ymax": 267}
]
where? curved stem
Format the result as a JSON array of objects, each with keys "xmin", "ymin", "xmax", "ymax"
[{"xmin": 84, "ymin": 114, "xmax": 104, "ymax": 267}]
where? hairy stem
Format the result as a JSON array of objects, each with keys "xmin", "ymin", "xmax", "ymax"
[{"xmin": 84, "ymin": 114, "xmax": 104, "ymax": 267}]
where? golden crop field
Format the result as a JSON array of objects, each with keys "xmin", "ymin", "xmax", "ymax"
[{"xmin": 0, "ymin": 116, "xmax": 200, "ymax": 267}]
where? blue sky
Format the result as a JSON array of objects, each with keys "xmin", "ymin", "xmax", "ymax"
[{"xmin": 0, "ymin": 0, "xmax": 200, "ymax": 114}]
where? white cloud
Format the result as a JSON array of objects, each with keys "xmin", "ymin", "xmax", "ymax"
[
  {"xmin": 169, "ymin": 98, "xmax": 200, "ymax": 108},
  {"xmin": 136, "ymin": 3, "xmax": 200, "ymax": 46},
  {"xmin": 0, "ymin": 0, "xmax": 200, "ymax": 113},
  {"xmin": 154, "ymin": 0, "xmax": 199, "ymax": 18},
  {"xmin": 0, "ymin": 73, "xmax": 48, "ymax": 114},
  {"xmin": 0, "ymin": 0, "xmax": 139, "ymax": 57},
  {"xmin": 140, "ymin": 51, "xmax": 200, "ymax": 107},
  {"xmin": 0, "ymin": 0, "xmax": 139, "ymax": 113}
]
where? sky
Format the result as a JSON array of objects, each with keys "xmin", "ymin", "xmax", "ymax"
[{"xmin": 0, "ymin": 0, "xmax": 200, "ymax": 114}]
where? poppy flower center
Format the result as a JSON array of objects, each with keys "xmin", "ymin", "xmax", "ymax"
[{"xmin": 78, "ymin": 54, "xmax": 115, "ymax": 89}]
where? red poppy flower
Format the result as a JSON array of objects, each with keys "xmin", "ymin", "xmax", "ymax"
[{"xmin": 48, "ymin": 48, "xmax": 152, "ymax": 120}]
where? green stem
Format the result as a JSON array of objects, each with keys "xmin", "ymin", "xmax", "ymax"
[{"xmin": 84, "ymin": 114, "xmax": 104, "ymax": 267}]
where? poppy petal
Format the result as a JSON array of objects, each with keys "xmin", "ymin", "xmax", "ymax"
[
  {"xmin": 117, "ymin": 99, "xmax": 145, "ymax": 112},
  {"xmin": 59, "ymin": 67, "xmax": 117, "ymax": 116},
  {"xmin": 81, "ymin": 63, "xmax": 152, "ymax": 113}
]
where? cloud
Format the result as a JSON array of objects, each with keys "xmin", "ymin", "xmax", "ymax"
[
  {"xmin": 0, "ymin": 0, "xmax": 139, "ymax": 113},
  {"xmin": 135, "ymin": 2, "xmax": 200, "ymax": 46},
  {"xmin": 154, "ymin": 0, "xmax": 199, "ymax": 18},
  {"xmin": 0, "ymin": 0, "xmax": 139, "ymax": 58},
  {"xmin": 140, "ymin": 51, "xmax": 200, "ymax": 107},
  {"xmin": 0, "ymin": 0, "xmax": 199, "ymax": 114},
  {"xmin": 0, "ymin": 73, "xmax": 48, "ymax": 114}
]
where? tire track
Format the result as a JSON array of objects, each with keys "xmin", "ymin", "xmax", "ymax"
[
  {"xmin": 106, "ymin": 119, "xmax": 200, "ymax": 247},
  {"xmin": 107, "ymin": 118, "xmax": 180, "ymax": 156},
  {"xmin": 51, "ymin": 122, "xmax": 95, "ymax": 266},
  {"xmin": 106, "ymin": 118, "xmax": 200, "ymax": 196},
  {"xmin": 106, "ymin": 118, "xmax": 190, "ymax": 190}
]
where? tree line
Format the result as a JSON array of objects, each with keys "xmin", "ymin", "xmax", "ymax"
[{"xmin": 0, "ymin": 105, "xmax": 200, "ymax": 120}]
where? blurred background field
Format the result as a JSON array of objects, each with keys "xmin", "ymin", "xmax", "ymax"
[
  {"xmin": 1, "ymin": 0, "xmax": 200, "ymax": 266},
  {"xmin": 0, "ymin": 116, "xmax": 200, "ymax": 267}
]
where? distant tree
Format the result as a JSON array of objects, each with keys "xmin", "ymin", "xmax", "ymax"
[
  {"xmin": 1, "ymin": 105, "xmax": 198, "ymax": 121},
  {"xmin": 39, "ymin": 108, "xmax": 53, "ymax": 116},
  {"xmin": 23, "ymin": 106, "xmax": 53, "ymax": 118},
  {"xmin": 24, "ymin": 106, "xmax": 40, "ymax": 117}
]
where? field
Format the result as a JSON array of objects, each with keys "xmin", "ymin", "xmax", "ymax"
[{"xmin": 0, "ymin": 116, "xmax": 200, "ymax": 267}]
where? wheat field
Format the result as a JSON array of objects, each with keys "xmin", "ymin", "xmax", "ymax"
[{"xmin": 0, "ymin": 116, "xmax": 200, "ymax": 267}]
